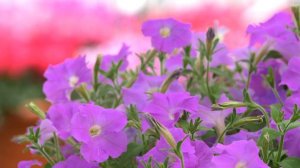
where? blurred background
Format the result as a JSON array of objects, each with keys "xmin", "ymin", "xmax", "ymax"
[{"xmin": 0, "ymin": 0, "xmax": 289, "ymax": 167}]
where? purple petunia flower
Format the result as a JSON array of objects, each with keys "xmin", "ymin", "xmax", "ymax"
[
  {"xmin": 43, "ymin": 56, "xmax": 92, "ymax": 103},
  {"xmin": 139, "ymin": 128, "xmax": 213, "ymax": 168},
  {"xmin": 47, "ymin": 102, "xmax": 80, "ymax": 140},
  {"xmin": 122, "ymin": 73, "xmax": 184, "ymax": 111},
  {"xmin": 212, "ymin": 140, "xmax": 268, "ymax": 168},
  {"xmin": 281, "ymin": 57, "xmax": 300, "ymax": 92},
  {"xmin": 283, "ymin": 92, "xmax": 300, "ymax": 118},
  {"xmin": 250, "ymin": 59, "xmax": 286, "ymax": 106},
  {"xmin": 18, "ymin": 160, "xmax": 42, "ymax": 168},
  {"xmin": 284, "ymin": 127, "xmax": 300, "ymax": 158},
  {"xmin": 143, "ymin": 92, "xmax": 199, "ymax": 128},
  {"xmin": 70, "ymin": 104, "xmax": 128, "ymax": 162},
  {"xmin": 37, "ymin": 119, "xmax": 57, "ymax": 145},
  {"xmin": 53, "ymin": 154, "xmax": 98, "ymax": 168},
  {"xmin": 100, "ymin": 43, "xmax": 131, "ymax": 71},
  {"xmin": 142, "ymin": 18, "xmax": 192, "ymax": 53},
  {"xmin": 247, "ymin": 12, "xmax": 300, "ymax": 60}
]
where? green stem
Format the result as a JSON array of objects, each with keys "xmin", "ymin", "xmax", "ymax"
[
  {"xmin": 271, "ymin": 87, "xmax": 284, "ymax": 106},
  {"xmin": 276, "ymin": 121, "xmax": 292, "ymax": 162},
  {"xmin": 254, "ymin": 103, "xmax": 270, "ymax": 128},
  {"xmin": 206, "ymin": 61, "xmax": 215, "ymax": 104},
  {"xmin": 53, "ymin": 133, "xmax": 64, "ymax": 161}
]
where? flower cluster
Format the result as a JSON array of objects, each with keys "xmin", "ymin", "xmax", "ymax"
[{"xmin": 17, "ymin": 7, "xmax": 300, "ymax": 168}]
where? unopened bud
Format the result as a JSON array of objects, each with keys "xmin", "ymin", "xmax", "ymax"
[
  {"xmin": 160, "ymin": 69, "xmax": 183, "ymax": 93},
  {"xmin": 26, "ymin": 102, "xmax": 46, "ymax": 119},
  {"xmin": 145, "ymin": 114, "xmax": 177, "ymax": 149}
]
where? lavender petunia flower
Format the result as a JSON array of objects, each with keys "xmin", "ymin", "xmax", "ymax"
[
  {"xmin": 38, "ymin": 119, "xmax": 57, "ymax": 145},
  {"xmin": 250, "ymin": 59, "xmax": 286, "ymax": 106},
  {"xmin": 281, "ymin": 57, "xmax": 300, "ymax": 92},
  {"xmin": 283, "ymin": 92, "xmax": 300, "ymax": 119},
  {"xmin": 43, "ymin": 56, "xmax": 92, "ymax": 103},
  {"xmin": 71, "ymin": 104, "xmax": 128, "ymax": 162},
  {"xmin": 47, "ymin": 102, "xmax": 80, "ymax": 140},
  {"xmin": 142, "ymin": 18, "xmax": 192, "ymax": 53},
  {"xmin": 143, "ymin": 92, "xmax": 199, "ymax": 127},
  {"xmin": 122, "ymin": 73, "xmax": 184, "ymax": 111},
  {"xmin": 53, "ymin": 154, "xmax": 98, "ymax": 168},
  {"xmin": 100, "ymin": 43, "xmax": 130, "ymax": 71},
  {"xmin": 284, "ymin": 127, "xmax": 300, "ymax": 158},
  {"xmin": 138, "ymin": 128, "xmax": 194, "ymax": 165},
  {"xmin": 18, "ymin": 160, "xmax": 42, "ymax": 168},
  {"xmin": 247, "ymin": 12, "xmax": 300, "ymax": 60},
  {"xmin": 212, "ymin": 140, "xmax": 268, "ymax": 168},
  {"xmin": 165, "ymin": 53, "xmax": 183, "ymax": 73}
]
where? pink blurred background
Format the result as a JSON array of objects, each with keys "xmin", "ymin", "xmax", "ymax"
[{"xmin": 0, "ymin": 0, "xmax": 289, "ymax": 167}]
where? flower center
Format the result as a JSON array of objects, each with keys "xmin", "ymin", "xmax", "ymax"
[
  {"xmin": 89, "ymin": 125, "xmax": 102, "ymax": 137},
  {"xmin": 160, "ymin": 27, "xmax": 171, "ymax": 38},
  {"xmin": 235, "ymin": 161, "xmax": 247, "ymax": 168},
  {"xmin": 69, "ymin": 75, "xmax": 79, "ymax": 87},
  {"xmin": 169, "ymin": 113, "xmax": 175, "ymax": 120}
]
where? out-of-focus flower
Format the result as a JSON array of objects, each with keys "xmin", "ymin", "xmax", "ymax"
[
  {"xmin": 38, "ymin": 119, "xmax": 57, "ymax": 145},
  {"xmin": 281, "ymin": 57, "xmax": 300, "ymax": 92},
  {"xmin": 70, "ymin": 104, "xmax": 128, "ymax": 162},
  {"xmin": 250, "ymin": 59, "xmax": 286, "ymax": 106},
  {"xmin": 283, "ymin": 92, "xmax": 300, "ymax": 118},
  {"xmin": 122, "ymin": 73, "xmax": 184, "ymax": 111},
  {"xmin": 284, "ymin": 127, "xmax": 300, "ymax": 158},
  {"xmin": 43, "ymin": 56, "xmax": 92, "ymax": 104},
  {"xmin": 53, "ymin": 154, "xmax": 98, "ymax": 168},
  {"xmin": 18, "ymin": 160, "xmax": 42, "ymax": 168},
  {"xmin": 247, "ymin": 12, "xmax": 300, "ymax": 60},
  {"xmin": 47, "ymin": 103, "xmax": 80, "ymax": 140},
  {"xmin": 143, "ymin": 92, "xmax": 199, "ymax": 127},
  {"xmin": 212, "ymin": 140, "xmax": 268, "ymax": 168},
  {"xmin": 100, "ymin": 43, "xmax": 131, "ymax": 71},
  {"xmin": 142, "ymin": 18, "xmax": 192, "ymax": 53}
]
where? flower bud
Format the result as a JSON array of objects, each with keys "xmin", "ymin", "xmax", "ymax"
[{"xmin": 26, "ymin": 102, "xmax": 46, "ymax": 119}]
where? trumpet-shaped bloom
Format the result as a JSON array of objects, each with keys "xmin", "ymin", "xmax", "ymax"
[
  {"xmin": 43, "ymin": 56, "xmax": 92, "ymax": 103},
  {"xmin": 122, "ymin": 73, "xmax": 184, "ymax": 111},
  {"xmin": 47, "ymin": 103, "xmax": 80, "ymax": 140},
  {"xmin": 142, "ymin": 18, "xmax": 192, "ymax": 53},
  {"xmin": 100, "ymin": 43, "xmax": 130, "ymax": 71},
  {"xmin": 281, "ymin": 57, "xmax": 300, "ymax": 92},
  {"xmin": 212, "ymin": 140, "xmax": 268, "ymax": 168},
  {"xmin": 143, "ymin": 92, "xmax": 199, "ymax": 127},
  {"xmin": 53, "ymin": 155, "xmax": 98, "ymax": 168},
  {"xmin": 71, "ymin": 104, "xmax": 128, "ymax": 162},
  {"xmin": 18, "ymin": 160, "xmax": 42, "ymax": 168}
]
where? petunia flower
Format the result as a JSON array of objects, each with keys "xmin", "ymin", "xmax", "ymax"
[
  {"xmin": 53, "ymin": 154, "xmax": 98, "ymax": 168},
  {"xmin": 70, "ymin": 104, "xmax": 128, "ymax": 162},
  {"xmin": 47, "ymin": 102, "xmax": 81, "ymax": 140},
  {"xmin": 280, "ymin": 57, "xmax": 300, "ymax": 92},
  {"xmin": 18, "ymin": 160, "xmax": 42, "ymax": 168},
  {"xmin": 122, "ymin": 73, "xmax": 184, "ymax": 111},
  {"xmin": 212, "ymin": 140, "xmax": 268, "ymax": 168},
  {"xmin": 37, "ymin": 119, "xmax": 57, "ymax": 145},
  {"xmin": 143, "ymin": 92, "xmax": 199, "ymax": 128},
  {"xmin": 43, "ymin": 56, "xmax": 92, "ymax": 104},
  {"xmin": 142, "ymin": 18, "xmax": 192, "ymax": 53},
  {"xmin": 250, "ymin": 59, "xmax": 286, "ymax": 106},
  {"xmin": 100, "ymin": 43, "xmax": 131, "ymax": 71},
  {"xmin": 247, "ymin": 12, "xmax": 300, "ymax": 60},
  {"xmin": 139, "ymin": 128, "xmax": 213, "ymax": 168},
  {"xmin": 284, "ymin": 127, "xmax": 300, "ymax": 158}
]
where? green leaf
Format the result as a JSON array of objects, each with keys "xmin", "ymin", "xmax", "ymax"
[
  {"xmin": 271, "ymin": 104, "xmax": 283, "ymax": 124},
  {"xmin": 280, "ymin": 157, "xmax": 300, "ymax": 168},
  {"xmin": 258, "ymin": 128, "xmax": 281, "ymax": 146},
  {"xmin": 263, "ymin": 50, "xmax": 283, "ymax": 61}
]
